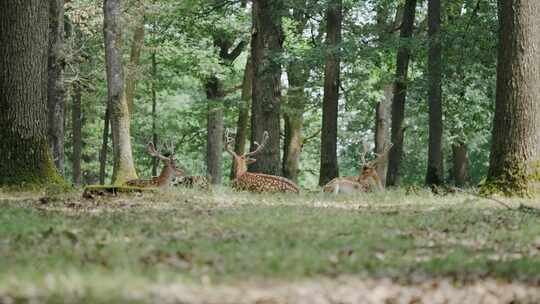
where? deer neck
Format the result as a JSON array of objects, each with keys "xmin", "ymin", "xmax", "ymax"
[
  {"xmin": 156, "ymin": 162, "xmax": 175, "ymax": 186},
  {"xmin": 234, "ymin": 159, "xmax": 248, "ymax": 179}
]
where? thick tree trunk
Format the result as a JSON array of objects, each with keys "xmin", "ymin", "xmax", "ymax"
[
  {"xmin": 319, "ymin": 0, "xmax": 342, "ymax": 186},
  {"xmin": 206, "ymin": 76, "xmax": 224, "ymax": 185},
  {"xmin": 103, "ymin": 0, "xmax": 138, "ymax": 185},
  {"xmin": 72, "ymin": 82, "xmax": 83, "ymax": 186},
  {"xmin": 125, "ymin": 14, "xmax": 145, "ymax": 114},
  {"xmin": 386, "ymin": 0, "xmax": 417, "ymax": 187},
  {"xmin": 99, "ymin": 106, "xmax": 110, "ymax": 184},
  {"xmin": 451, "ymin": 142, "xmax": 469, "ymax": 187},
  {"xmin": 151, "ymin": 52, "xmax": 158, "ymax": 177},
  {"xmin": 250, "ymin": 0, "xmax": 284, "ymax": 175},
  {"xmin": 425, "ymin": 0, "xmax": 444, "ymax": 186},
  {"xmin": 0, "ymin": 0, "xmax": 62, "ymax": 185},
  {"xmin": 486, "ymin": 0, "xmax": 540, "ymax": 195},
  {"xmin": 48, "ymin": 0, "xmax": 66, "ymax": 175},
  {"xmin": 374, "ymin": 85, "xmax": 393, "ymax": 186}
]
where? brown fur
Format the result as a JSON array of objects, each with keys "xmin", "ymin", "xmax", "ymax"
[
  {"xmin": 125, "ymin": 142, "xmax": 177, "ymax": 188},
  {"xmin": 233, "ymin": 172, "xmax": 299, "ymax": 193},
  {"xmin": 323, "ymin": 143, "xmax": 391, "ymax": 194},
  {"xmin": 225, "ymin": 130, "xmax": 300, "ymax": 193}
]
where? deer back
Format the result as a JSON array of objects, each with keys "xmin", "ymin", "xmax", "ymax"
[
  {"xmin": 322, "ymin": 178, "xmax": 370, "ymax": 194},
  {"xmin": 233, "ymin": 172, "xmax": 299, "ymax": 193}
]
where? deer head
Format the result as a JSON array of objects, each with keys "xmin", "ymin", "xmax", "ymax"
[
  {"xmin": 224, "ymin": 129, "xmax": 269, "ymax": 178},
  {"xmin": 358, "ymin": 142, "xmax": 392, "ymax": 191},
  {"xmin": 147, "ymin": 141, "xmax": 179, "ymax": 186}
]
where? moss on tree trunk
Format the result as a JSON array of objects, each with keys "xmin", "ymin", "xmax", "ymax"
[
  {"xmin": 483, "ymin": 0, "xmax": 540, "ymax": 196},
  {"xmin": 0, "ymin": 0, "xmax": 64, "ymax": 187}
]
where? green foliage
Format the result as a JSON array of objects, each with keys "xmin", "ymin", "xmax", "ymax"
[{"xmin": 62, "ymin": 0, "xmax": 499, "ymax": 188}]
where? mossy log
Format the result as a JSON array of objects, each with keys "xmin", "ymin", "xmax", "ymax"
[{"xmin": 82, "ymin": 185, "xmax": 157, "ymax": 198}]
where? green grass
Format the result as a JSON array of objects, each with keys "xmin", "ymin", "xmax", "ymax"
[{"xmin": 1, "ymin": 188, "xmax": 540, "ymax": 303}]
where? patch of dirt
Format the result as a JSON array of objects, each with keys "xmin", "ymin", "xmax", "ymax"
[{"xmin": 138, "ymin": 277, "xmax": 540, "ymax": 304}]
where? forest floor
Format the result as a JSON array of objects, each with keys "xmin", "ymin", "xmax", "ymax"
[{"xmin": 1, "ymin": 187, "xmax": 540, "ymax": 303}]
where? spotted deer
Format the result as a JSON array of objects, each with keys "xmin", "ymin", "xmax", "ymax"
[
  {"xmin": 171, "ymin": 167, "xmax": 209, "ymax": 189},
  {"xmin": 125, "ymin": 142, "xmax": 178, "ymax": 188},
  {"xmin": 323, "ymin": 143, "xmax": 392, "ymax": 194},
  {"xmin": 224, "ymin": 130, "xmax": 300, "ymax": 193}
]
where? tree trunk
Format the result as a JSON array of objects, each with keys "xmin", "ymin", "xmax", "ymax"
[
  {"xmin": 206, "ymin": 37, "xmax": 245, "ymax": 185},
  {"xmin": 48, "ymin": 0, "xmax": 66, "ymax": 175},
  {"xmin": 151, "ymin": 52, "xmax": 158, "ymax": 177},
  {"xmin": 231, "ymin": 57, "xmax": 253, "ymax": 179},
  {"xmin": 451, "ymin": 142, "xmax": 469, "ymax": 187},
  {"xmin": 319, "ymin": 0, "xmax": 342, "ymax": 186},
  {"xmin": 125, "ymin": 13, "xmax": 145, "ymax": 114},
  {"xmin": 235, "ymin": 58, "xmax": 252, "ymax": 156},
  {"xmin": 250, "ymin": 0, "xmax": 284, "ymax": 175},
  {"xmin": 99, "ymin": 106, "xmax": 110, "ymax": 184},
  {"xmin": 103, "ymin": 0, "xmax": 138, "ymax": 185},
  {"xmin": 72, "ymin": 82, "xmax": 83, "ymax": 186},
  {"xmin": 425, "ymin": 0, "xmax": 444, "ymax": 186},
  {"xmin": 386, "ymin": 0, "xmax": 417, "ymax": 187},
  {"xmin": 283, "ymin": 63, "xmax": 309, "ymax": 183},
  {"xmin": 282, "ymin": 7, "xmax": 309, "ymax": 184},
  {"xmin": 206, "ymin": 76, "xmax": 224, "ymax": 185},
  {"xmin": 374, "ymin": 85, "xmax": 393, "ymax": 186},
  {"xmin": 0, "ymin": 0, "xmax": 62, "ymax": 185},
  {"xmin": 486, "ymin": 0, "xmax": 540, "ymax": 196}
]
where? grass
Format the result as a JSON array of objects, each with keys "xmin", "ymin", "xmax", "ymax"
[{"xmin": 1, "ymin": 188, "xmax": 540, "ymax": 303}]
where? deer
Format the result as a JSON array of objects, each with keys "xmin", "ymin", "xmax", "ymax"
[
  {"xmin": 125, "ymin": 142, "xmax": 178, "ymax": 188},
  {"xmin": 171, "ymin": 167, "xmax": 209, "ymax": 189},
  {"xmin": 323, "ymin": 142, "xmax": 392, "ymax": 194},
  {"xmin": 224, "ymin": 130, "xmax": 300, "ymax": 193}
]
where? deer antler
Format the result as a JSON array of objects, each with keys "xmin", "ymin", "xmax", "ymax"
[
  {"xmin": 147, "ymin": 142, "xmax": 171, "ymax": 162},
  {"xmin": 359, "ymin": 142, "xmax": 369, "ymax": 166},
  {"xmin": 369, "ymin": 143, "xmax": 393, "ymax": 167},
  {"xmin": 163, "ymin": 140, "xmax": 176, "ymax": 158},
  {"xmin": 246, "ymin": 131, "xmax": 269, "ymax": 157},
  {"xmin": 224, "ymin": 129, "xmax": 237, "ymax": 157}
]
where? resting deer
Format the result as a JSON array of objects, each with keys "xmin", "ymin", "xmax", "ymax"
[
  {"xmin": 125, "ymin": 142, "xmax": 178, "ymax": 188},
  {"xmin": 224, "ymin": 130, "xmax": 300, "ymax": 193},
  {"xmin": 171, "ymin": 167, "xmax": 209, "ymax": 189},
  {"xmin": 323, "ymin": 143, "xmax": 392, "ymax": 194}
]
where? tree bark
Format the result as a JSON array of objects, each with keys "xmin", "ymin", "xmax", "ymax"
[
  {"xmin": 386, "ymin": 0, "xmax": 417, "ymax": 187},
  {"xmin": 486, "ymin": 0, "xmax": 540, "ymax": 195},
  {"xmin": 125, "ymin": 13, "xmax": 145, "ymax": 114},
  {"xmin": 48, "ymin": 0, "xmax": 66, "ymax": 175},
  {"xmin": 0, "ymin": 0, "xmax": 63, "ymax": 185},
  {"xmin": 250, "ymin": 0, "xmax": 284, "ymax": 175},
  {"xmin": 319, "ymin": 0, "xmax": 342, "ymax": 186},
  {"xmin": 72, "ymin": 82, "xmax": 83, "ymax": 186},
  {"xmin": 375, "ymin": 85, "xmax": 393, "ymax": 186},
  {"xmin": 425, "ymin": 0, "xmax": 444, "ymax": 186},
  {"xmin": 206, "ymin": 76, "xmax": 224, "ymax": 185},
  {"xmin": 103, "ymin": 0, "xmax": 138, "ymax": 185},
  {"xmin": 451, "ymin": 142, "xmax": 469, "ymax": 187},
  {"xmin": 99, "ymin": 106, "xmax": 110, "ymax": 185}
]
